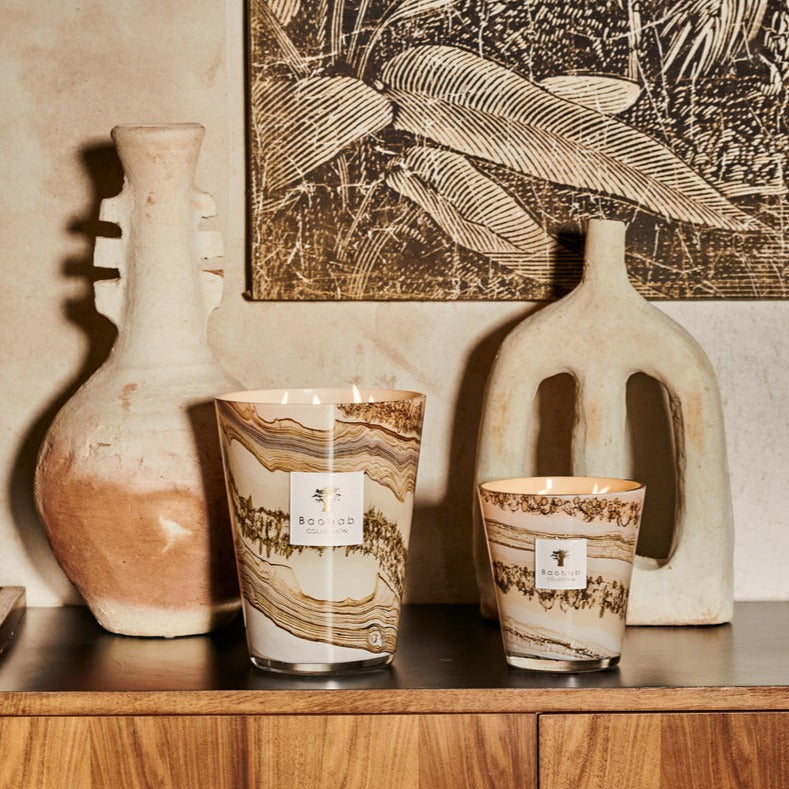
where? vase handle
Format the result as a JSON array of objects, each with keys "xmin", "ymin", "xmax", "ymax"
[{"xmin": 92, "ymin": 192, "xmax": 129, "ymax": 325}]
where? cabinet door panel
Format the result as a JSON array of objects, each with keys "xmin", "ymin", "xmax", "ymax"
[
  {"xmin": 0, "ymin": 716, "xmax": 92, "ymax": 788},
  {"xmin": 539, "ymin": 712, "xmax": 789, "ymax": 789},
  {"xmin": 0, "ymin": 716, "xmax": 249, "ymax": 789},
  {"xmin": 0, "ymin": 713, "xmax": 536, "ymax": 789},
  {"xmin": 250, "ymin": 713, "xmax": 536, "ymax": 788},
  {"xmin": 418, "ymin": 713, "xmax": 535, "ymax": 788}
]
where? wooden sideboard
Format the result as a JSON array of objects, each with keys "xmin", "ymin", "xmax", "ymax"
[{"xmin": 1, "ymin": 603, "xmax": 787, "ymax": 788}]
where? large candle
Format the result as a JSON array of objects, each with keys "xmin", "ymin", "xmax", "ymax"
[{"xmin": 215, "ymin": 387, "xmax": 425, "ymax": 674}]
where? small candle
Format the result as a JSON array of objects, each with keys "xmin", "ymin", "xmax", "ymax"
[{"xmin": 478, "ymin": 476, "xmax": 645, "ymax": 673}]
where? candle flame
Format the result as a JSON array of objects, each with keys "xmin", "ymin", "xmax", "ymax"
[
  {"xmin": 592, "ymin": 482, "xmax": 611, "ymax": 494},
  {"xmin": 280, "ymin": 391, "xmax": 289, "ymax": 405},
  {"xmin": 368, "ymin": 395, "xmax": 375, "ymax": 402},
  {"xmin": 352, "ymin": 383, "xmax": 362, "ymax": 403},
  {"xmin": 312, "ymin": 393, "xmax": 321, "ymax": 405},
  {"xmin": 537, "ymin": 477, "xmax": 554, "ymax": 495}
]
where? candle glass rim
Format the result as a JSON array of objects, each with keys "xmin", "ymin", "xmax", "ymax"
[
  {"xmin": 479, "ymin": 476, "xmax": 645, "ymax": 496},
  {"xmin": 215, "ymin": 387, "xmax": 425, "ymax": 406}
]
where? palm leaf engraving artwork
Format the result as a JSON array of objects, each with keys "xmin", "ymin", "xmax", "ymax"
[{"xmin": 248, "ymin": 0, "xmax": 788, "ymax": 299}]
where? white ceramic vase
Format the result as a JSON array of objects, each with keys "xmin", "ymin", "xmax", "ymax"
[
  {"xmin": 474, "ymin": 219, "xmax": 734, "ymax": 625},
  {"xmin": 35, "ymin": 124, "xmax": 241, "ymax": 637}
]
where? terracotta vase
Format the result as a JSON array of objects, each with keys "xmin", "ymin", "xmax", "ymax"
[{"xmin": 35, "ymin": 124, "xmax": 241, "ymax": 637}]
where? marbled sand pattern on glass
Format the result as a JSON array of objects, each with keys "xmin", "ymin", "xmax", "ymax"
[
  {"xmin": 216, "ymin": 392, "xmax": 424, "ymax": 666},
  {"xmin": 479, "ymin": 486, "xmax": 643, "ymax": 662}
]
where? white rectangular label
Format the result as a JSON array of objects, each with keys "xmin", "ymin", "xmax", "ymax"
[
  {"xmin": 289, "ymin": 471, "xmax": 364, "ymax": 546},
  {"xmin": 535, "ymin": 538, "xmax": 588, "ymax": 590}
]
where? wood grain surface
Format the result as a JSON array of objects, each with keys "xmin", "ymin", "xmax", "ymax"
[
  {"xmin": 2, "ymin": 604, "xmax": 789, "ymax": 717},
  {"xmin": 0, "ymin": 713, "xmax": 536, "ymax": 789},
  {"xmin": 2, "ymin": 686, "xmax": 789, "ymax": 718},
  {"xmin": 2, "ymin": 605, "xmax": 789, "ymax": 787},
  {"xmin": 539, "ymin": 712, "xmax": 789, "ymax": 789}
]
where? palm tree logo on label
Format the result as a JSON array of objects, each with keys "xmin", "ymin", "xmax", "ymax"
[
  {"xmin": 313, "ymin": 487, "xmax": 342, "ymax": 513},
  {"xmin": 535, "ymin": 538, "xmax": 587, "ymax": 590},
  {"xmin": 551, "ymin": 548, "xmax": 570, "ymax": 567}
]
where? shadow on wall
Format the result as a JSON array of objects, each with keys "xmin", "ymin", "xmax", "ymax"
[
  {"xmin": 535, "ymin": 371, "xmax": 676, "ymax": 560},
  {"xmin": 405, "ymin": 310, "xmax": 534, "ymax": 603},
  {"xmin": 412, "ymin": 292, "xmax": 677, "ymax": 605},
  {"xmin": 404, "ymin": 241, "xmax": 588, "ymax": 603},
  {"xmin": 8, "ymin": 143, "xmax": 122, "ymax": 598}
]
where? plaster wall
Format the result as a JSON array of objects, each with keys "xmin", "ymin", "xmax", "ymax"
[{"xmin": 1, "ymin": 1, "xmax": 786, "ymax": 606}]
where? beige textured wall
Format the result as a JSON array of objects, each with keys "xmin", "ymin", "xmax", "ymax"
[{"xmin": 1, "ymin": 1, "xmax": 787, "ymax": 607}]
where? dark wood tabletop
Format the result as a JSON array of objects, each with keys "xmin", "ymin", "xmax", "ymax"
[{"xmin": 1, "ymin": 602, "xmax": 787, "ymax": 715}]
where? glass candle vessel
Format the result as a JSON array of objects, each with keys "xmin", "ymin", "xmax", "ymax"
[
  {"xmin": 478, "ymin": 476, "xmax": 645, "ymax": 672},
  {"xmin": 216, "ymin": 388, "xmax": 425, "ymax": 674}
]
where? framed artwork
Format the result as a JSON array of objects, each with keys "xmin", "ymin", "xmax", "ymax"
[{"xmin": 247, "ymin": 0, "xmax": 788, "ymax": 300}]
